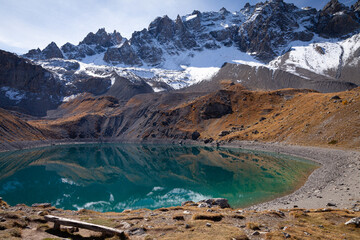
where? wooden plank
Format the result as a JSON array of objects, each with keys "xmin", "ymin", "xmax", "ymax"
[{"xmin": 44, "ymin": 215, "xmax": 125, "ymax": 237}]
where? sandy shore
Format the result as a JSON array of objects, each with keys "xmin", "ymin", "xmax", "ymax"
[{"xmin": 1, "ymin": 139, "xmax": 359, "ymax": 211}]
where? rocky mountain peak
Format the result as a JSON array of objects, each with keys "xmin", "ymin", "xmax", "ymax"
[
  {"xmin": 25, "ymin": 41, "xmax": 63, "ymax": 60},
  {"xmin": 219, "ymin": 7, "xmax": 230, "ymax": 15},
  {"xmin": 353, "ymin": 0, "xmax": 360, "ymax": 12},
  {"xmin": 80, "ymin": 28, "xmax": 123, "ymax": 47},
  {"xmin": 322, "ymin": 0, "xmax": 347, "ymax": 15},
  {"xmin": 238, "ymin": 0, "xmax": 313, "ymax": 61},
  {"xmin": 148, "ymin": 15, "xmax": 175, "ymax": 43},
  {"xmin": 317, "ymin": 0, "xmax": 360, "ymax": 37}
]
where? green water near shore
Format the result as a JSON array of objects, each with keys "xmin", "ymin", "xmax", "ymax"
[{"xmin": 0, "ymin": 143, "xmax": 317, "ymax": 212}]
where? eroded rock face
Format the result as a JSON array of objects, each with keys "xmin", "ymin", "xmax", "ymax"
[
  {"xmin": 238, "ymin": 0, "xmax": 316, "ymax": 62},
  {"xmin": 0, "ymin": 50, "xmax": 59, "ymax": 93},
  {"xmin": 0, "ymin": 50, "xmax": 63, "ymax": 116},
  {"xmin": 200, "ymin": 90, "xmax": 233, "ymax": 119},
  {"xmin": 104, "ymin": 41, "xmax": 142, "ymax": 66}
]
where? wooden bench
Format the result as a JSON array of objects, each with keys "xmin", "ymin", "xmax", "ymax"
[{"xmin": 44, "ymin": 215, "xmax": 126, "ymax": 239}]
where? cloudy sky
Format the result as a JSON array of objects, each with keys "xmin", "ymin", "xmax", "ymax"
[{"xmin": 0, "ymin": 0, "xmax": 357, "ymax": 54}]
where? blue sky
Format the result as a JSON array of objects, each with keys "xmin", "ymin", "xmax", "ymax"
[{"xmin": 0, "ymin": 0, "xmax": 357, "ymax": 54}]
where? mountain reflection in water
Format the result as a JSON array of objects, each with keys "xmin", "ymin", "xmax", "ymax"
[{"xmin": 0, "ymin": 144, "xmax": 317, "ymax": 212}]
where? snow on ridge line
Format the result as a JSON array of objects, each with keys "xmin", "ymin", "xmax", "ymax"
[{"xmin": 185, "ymin": 14, "xmax": 198, "ymax": 21}]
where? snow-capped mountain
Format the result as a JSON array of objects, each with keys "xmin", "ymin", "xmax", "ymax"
[
  {"xmin": 20, "ymin": 0, "xmax": 360, "ymax": 93},
  {"xmin": 24, "ymin": 0, "xmax": 360, "ymax": 68},
  {"xmin": 1, "ymin": 0, "xmax": 360, "ymax": 116}
]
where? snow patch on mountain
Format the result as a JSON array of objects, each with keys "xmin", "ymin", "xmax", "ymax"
[
  {"xmin": 269, "ymin": 32, "xmax": 360, "ymax": 77},
  {"xmin": 1, "ymin": 87, "xmax": 26, "ymax": 102}
]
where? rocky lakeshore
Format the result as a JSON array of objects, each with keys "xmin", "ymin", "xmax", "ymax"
[{"xmin": 0, "ymin": 197, "xmax": 359, "ymax": 239}]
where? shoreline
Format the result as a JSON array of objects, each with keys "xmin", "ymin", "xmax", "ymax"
[
  {"xmin": 1, "ymin": 139, "xmax": 359, "ymax": 211},
  {"xmin": 223, "ymin": 141, "xmax": 360, "ymax": 211}
]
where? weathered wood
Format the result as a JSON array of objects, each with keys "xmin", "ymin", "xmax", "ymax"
[{"xmin": 44, "ymin": 215, "xmax": 126, "ymax": 238}]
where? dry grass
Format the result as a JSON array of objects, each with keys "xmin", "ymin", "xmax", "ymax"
[
  {"xmin": 192, "ymin": 213, "xmax": 223, "ymax": 222},
  {"xmin": 0, "ymin": 203, "xmax": 358, "ymax": 240},
  {"xmin": 246, "ymin": 222, "xmax": 261, "ymax": 230}
]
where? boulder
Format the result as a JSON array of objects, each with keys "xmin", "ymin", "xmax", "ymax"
[
  {"xmin": 199, "ymin": 198, "xmax": 231, "ymax": 208},
  {"xmin": 191, "ymin": 131, "xmax": 200, "ymax": 140}
]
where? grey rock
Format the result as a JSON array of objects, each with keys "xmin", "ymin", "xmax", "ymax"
[
  {"xmin": 219, "ymin": 131, "xmax": 231, "ymax": 137},
  {"xmin": 32, "ymin": 203, "xmax": 52, "ymax": 208},
  {"xmin": 198, "ymin": 203, "xmax": 210, "ymax": 208},
  {"xmin": 191, "ymin": 131, "xmax": 200, "ymax": 140},
  {"xmin": 345, "ymin": 217, "xmax": 360, "ymax": 226},
  {"xmin": 200, "ymin": 198, "xmax": 231, "ymax": 208},
  {"xmin": 128, "ymin": 227, "xmax": 147, "ymax": 236},
  {"xmin": 283, "ymin": 232, "xmax": 291, "ymax": 238},
  {"xmin": 331, "ymin": 95, "xmax": 341, "ymax": 100}
]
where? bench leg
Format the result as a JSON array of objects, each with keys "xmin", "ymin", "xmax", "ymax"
[{"xmin": 54, "ymin": 222, "xmax": 60, "ymax": 230}]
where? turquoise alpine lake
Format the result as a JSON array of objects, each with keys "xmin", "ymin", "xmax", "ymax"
[{"xmin": 0, "ymin": 144, "xmax": 318, "ymax": 212}]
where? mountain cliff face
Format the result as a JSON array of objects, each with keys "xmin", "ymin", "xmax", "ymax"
[
  {"xmin": 17, "ymin": 83, "xmax": 359, "ymax": 150},
  {"xmin": 0, "ymin": 50, "xmax": 154, "ymax": 116},
  {"xmin": 24, "ymin": 0, "xmax": 360, "ymax": 67},
  {"xmin": 0, "ymin": 50, "xmax": 63, "ymax": 116},
  {"xmin": 1, "ymin": 0, "xmax": 360, "ymax": 118}
]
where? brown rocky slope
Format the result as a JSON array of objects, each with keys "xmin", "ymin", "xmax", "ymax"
[{"xmin": 1, "ymin": 82, "xmax": 359, "ymax": 150}]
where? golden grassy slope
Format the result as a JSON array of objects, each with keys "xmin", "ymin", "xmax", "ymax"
[
  {"xmin": 0, "ymin": 108, "xmax": 48, "ymax": 142},
  {"xmin": 1, "ymin": 84, "xmax": 359, "ymax": 149},
  {"xmin": 170, "ymin": 84, "xmax": 360, "ymax": 149}
]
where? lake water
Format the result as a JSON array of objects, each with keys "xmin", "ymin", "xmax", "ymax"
[{"xmin": 0, "ymin": 144, "xmax": 317, "ymax": 212}]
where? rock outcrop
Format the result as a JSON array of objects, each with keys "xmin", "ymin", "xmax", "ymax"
[
  {"xmin": 316, "ymin": 0, "xmax": 360, "ymax": 37},
  {"xmin": 0, "ymin": 50, "xmax": 63, "ymax": 116},
  {"xmin": 24, "ymin": 42, "xmax": 64, "ymax": 60}
]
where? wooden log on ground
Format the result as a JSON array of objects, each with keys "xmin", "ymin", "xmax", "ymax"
[{"xmin": 44, "ymin": 215, "xmax": 127, "ymax": 239}]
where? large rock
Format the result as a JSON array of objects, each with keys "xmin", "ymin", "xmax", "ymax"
[{"xmin": 198, "ymin": 198, "xmax": 231, "ymax": 208}]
